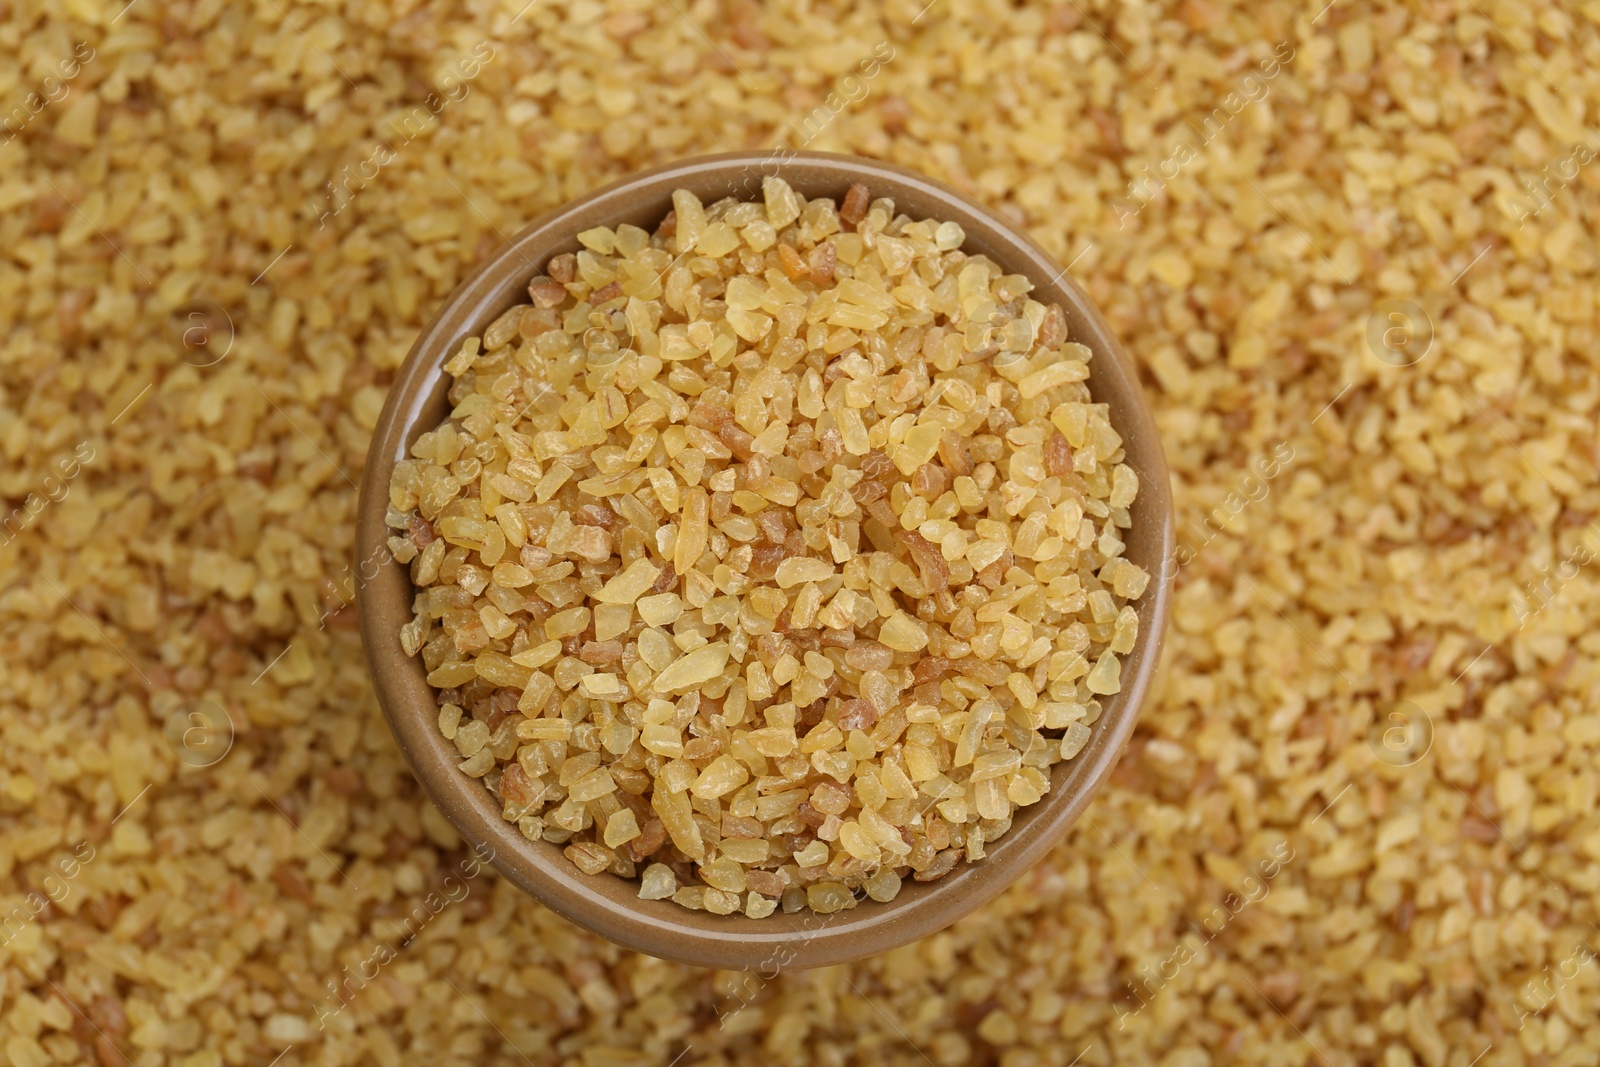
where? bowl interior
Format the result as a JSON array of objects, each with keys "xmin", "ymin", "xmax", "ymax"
[{"xmin": 357, "ymin": 151, "xmax": 1173, "ymax": 970}]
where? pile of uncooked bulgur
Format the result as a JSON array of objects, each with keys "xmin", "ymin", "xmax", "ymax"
[
  {"xmin": 3, "ymin": 0, "xmax": 1598, "ymax": 1064},
  {"xmin": 387, "ymin": 178, "xmax": 1146, "ymax": 916}
]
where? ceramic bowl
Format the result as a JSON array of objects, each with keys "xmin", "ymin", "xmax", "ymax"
[{"xmin": 356, "ymin": 151, "xmax": 1174, "ymax": 970}]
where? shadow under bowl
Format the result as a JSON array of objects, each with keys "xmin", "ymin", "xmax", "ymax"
[{"xmin": 357, "ymin": 151, "xmax": 1174, "ymax": 970}]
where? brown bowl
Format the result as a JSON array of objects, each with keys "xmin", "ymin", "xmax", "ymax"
[{"xmin": 357, "ymin": 151, "xmax": 1173, "ymax": 970}]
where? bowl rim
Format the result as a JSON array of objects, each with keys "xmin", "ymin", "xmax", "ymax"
[{"xmin": 357, "ymin": 150, "xmax": 1174, "ymax": 971}]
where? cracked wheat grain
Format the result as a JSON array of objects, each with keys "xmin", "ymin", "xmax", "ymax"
[
  {"xmin": 387, "ymin": 179, "xmax": 1146, "ymax": 915},
  {"xmin": 6, "ymin": 0, "xmax": 1600, "ymax": 1063}
]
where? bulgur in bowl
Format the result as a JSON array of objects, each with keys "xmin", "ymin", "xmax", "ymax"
[{"xmin": 356, "ymin": 151, "xmax": 1174, "ymax": 969}]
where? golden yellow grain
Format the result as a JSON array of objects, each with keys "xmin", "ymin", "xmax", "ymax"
[
  {"xmin": 4, "ymin": 0, "xmax": 1598, "ymax": 1061},
  {"xmin": 392, "ymin": 179, "xmax": 1143, "ymax": 914}
]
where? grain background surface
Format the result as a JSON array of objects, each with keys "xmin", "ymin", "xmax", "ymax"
[{"xmin": 2, "ymin": 0, "xmax": 1599, "ymax": 1065}]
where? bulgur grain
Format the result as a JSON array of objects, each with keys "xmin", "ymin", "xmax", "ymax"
[
  {"xmin": 10, "ymin": 0, "xmax": 1599, "ymax": 1061},
  {"xmin": 390, "ymin": 180, "xmax": 1146, "ymax": 914}
]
